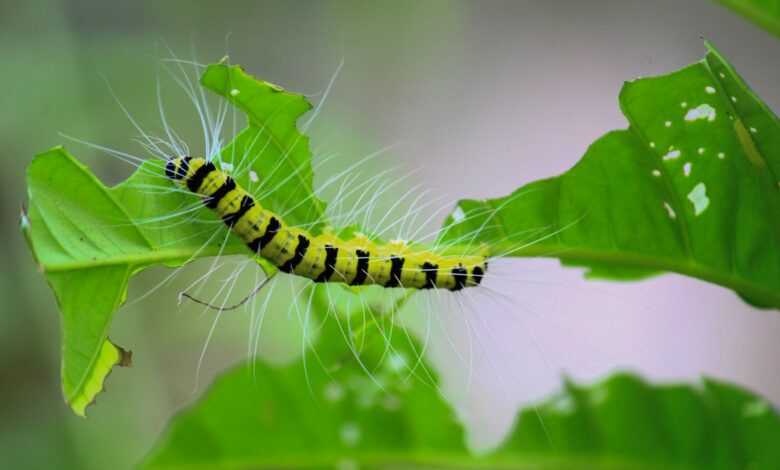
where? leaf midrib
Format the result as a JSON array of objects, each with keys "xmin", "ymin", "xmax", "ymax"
[
  {"xmin": 502, "ymin": 242, "xmax": 779, "ymax": 306},
  {"xmin": 46, "ymin": 240, "xmax": 775, "ymax": 307},
  {"xmin": 41, "ymin": 244, "xmax": 245, "ymax": 273}
]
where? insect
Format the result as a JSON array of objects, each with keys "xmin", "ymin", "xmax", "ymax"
[
  {"xmin": 165, "ymin": 156, "xmax": 487, "ymax": 291},
  {"xmin": 29, "ymin": 52, "xmax": 601, "ymax": 443},
  {"xmin": 59, "ymin": 54, "xmax": 541, "ymax": 387}
]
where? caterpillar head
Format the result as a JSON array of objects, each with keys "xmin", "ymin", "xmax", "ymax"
[{"xmin": 165, "ymin": 156, "xmax": 193, "ymax": 182}]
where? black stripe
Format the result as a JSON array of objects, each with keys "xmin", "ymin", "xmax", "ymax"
[
  {"xmin": 421, "ymin": 262, "xmax": 438, "ymax": 289},
  {"xmin": 471, "ymin": 265, "xmax": 485, "ymax": 285},
  {"xmin": 450, "ymin": 266, "xmax": 468, "ymax": 291},
  {"xmin": 177, "ymin": 157, "xmax": 191, "ymax": 180},
  {"xmin": 204, "ymin": 177, "xmax": 236, "ymax": 209},
  {"xmin": 167, "ymin": 157, "xmax": 190, "ymax": 180},
  {"xmin": 279, "ymin": 235, "xmax": 310, "ymax": 273},
  {"xmin": 247, "ymin": 238, "xmax": 261, "ymax": 254},
  {"xmin": 384, "ymin": 256, "xmax": 405, "ymax": 288},
  {"xmin": 350, "ymin": 250, "xmax": 370, "ymax": 285},
  {"xmin": 247, "ymin": 216, "xmax": 281, "ymax": 254},
  {"xmin": 187, "ymin": 161, "xmax": 216, "ymax": 192},
  {"xmin": 222, "ymin": 195, "xmax": 255, "ymax": 227},
  {"xmin": 314, "ymin": 245, "xmax": 338, "ymax": 282},
  {"xmin": 165, "ymin": 160, "xmax": 176, "ymax": 179}
]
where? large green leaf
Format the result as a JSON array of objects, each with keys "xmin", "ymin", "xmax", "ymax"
[
  {"xmin": 143, "ymin": 315, "xmax": 780, "ymax": 469},
  {"xmin": 439, "ymin": 43, "xmax": 780, "ymax": 309},
  {"xmin": 22, "ymin": 63, "xmax": 324, "ymax": 416},
  {"xmin": 716, "ymin": 0, "xmax": 780, "ymax": 38}
]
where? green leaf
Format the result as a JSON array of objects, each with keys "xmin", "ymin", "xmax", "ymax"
[
  {"xmin": 23, "ymin": 148, "xmax": 245, "ymax": 416},
  {"xmin": 23, "ymin": 62, "xmax": 324, "ymax": 415},
  {"xmin": 69, "ymin": 340, "xmax": 130, "ymax": 416},
  {"xmin": 142, "ymin": 319, "xmax": 780, "ymax": 470},
  {"xmin": 200, "ymin": 62, "xmax": 327, "ymax": 230},
  {"xmin": 497, "ymin": 374, "xmax": 780, "ymax": 469},
  {"xmin": 716, "ymin": 0, "xmax": 780, "ymax": 38},
  {"xmin": 439, "ymin": 43, "xmax": 780, "ymax": 309}
]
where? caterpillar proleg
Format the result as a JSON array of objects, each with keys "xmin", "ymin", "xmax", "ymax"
[{"xmin": 166, "ymin": 156, "xmax": 487, "ymax": 291}]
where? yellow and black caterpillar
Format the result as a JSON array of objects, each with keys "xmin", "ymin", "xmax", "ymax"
[{"xmin": 166, "ymin": 157, "xmax": 487, "ymax": 291}]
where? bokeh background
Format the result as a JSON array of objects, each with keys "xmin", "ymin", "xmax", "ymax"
[{"xmin": 3, "ymin": 0, "xmax": 780, "ymax": 468}]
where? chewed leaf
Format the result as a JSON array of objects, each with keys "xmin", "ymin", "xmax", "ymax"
[
  {"xmin": 24, "ymin": 149, "xmax": 236, "ymax": 416},
  {"xmin": 23, "ymin": 60, "xmax": 324, "ymax": 415},
  {"xmin": 201, "ymin": 63, "xmax": 328, "ymax": 231},
  {"xmin": 440, "ymin": 43, "xmax": 780, "ymax": 309},
  {"xmin": 24, "ymin": 149, "xmax": 144, "ymax": 415},
  {"xmin": 70, "ymin": 340, "xmax": 130, "ymax": 417}
]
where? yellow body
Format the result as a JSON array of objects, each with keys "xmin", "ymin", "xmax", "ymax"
[{"xmin": 166, "ymin": 157, "xmax": 486, "ymax": 290}]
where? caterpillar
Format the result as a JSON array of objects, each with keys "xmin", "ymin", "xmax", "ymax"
[{"xmin": 165, "ymin": 156, "xmax": 487, "ymax": 291}]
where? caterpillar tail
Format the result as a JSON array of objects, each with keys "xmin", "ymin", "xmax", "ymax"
[{"xmin": 166, "ymin": 157, "xmax": 487, "ymax": 291}]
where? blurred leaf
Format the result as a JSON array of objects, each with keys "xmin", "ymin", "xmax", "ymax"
[
  {"xmin": 440, "ymin": 43, "xmax": 780, "ymax": 309},
  {"xmin": 143, "ymin": 315, "xmax": 780, "ymax": 469},
  {"xmin": 22, "ymin": 63, "xmax": 324, "ymax": 416},
  {"xmin": 497, "ymin": 373, "xmax": 780, "ymax": 469},
  {"xmin": 716, "ymin": 0, "xmax": 780, "ymax": 38}
]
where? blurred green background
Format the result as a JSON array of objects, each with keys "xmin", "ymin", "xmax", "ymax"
[{"xmin": 3, "ymin": 1, "xmax": 780, "ymax": 468}]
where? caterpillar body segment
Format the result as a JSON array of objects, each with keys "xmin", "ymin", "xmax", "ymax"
[{"xmin": 166, "ymin": 157, "xmax": 487, "ymax": 291}]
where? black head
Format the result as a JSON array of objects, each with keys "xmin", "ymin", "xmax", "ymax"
[{"xmin": 165, "ymin": 156, "xmax": 191, "ymax": 180}]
